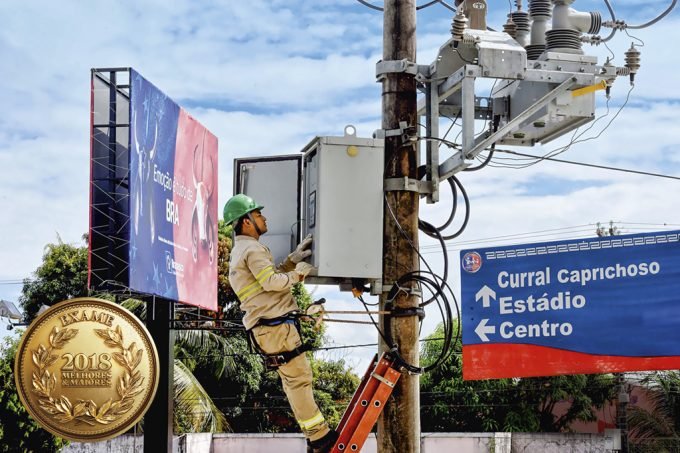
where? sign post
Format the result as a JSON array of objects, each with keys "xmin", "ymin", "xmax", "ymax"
[{"xmin": 461, "ymin": 230, "xmax": 680, "ymax": 380}]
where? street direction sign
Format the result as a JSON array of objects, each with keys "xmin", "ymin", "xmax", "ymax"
[{"xmin": 460, "ymin": 230, "xmax": 680, "ymax": 380}]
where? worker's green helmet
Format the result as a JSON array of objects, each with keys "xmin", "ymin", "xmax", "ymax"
[{"xmin": 223, "ymin": 194, "xmax": 264, "ymax": 225}]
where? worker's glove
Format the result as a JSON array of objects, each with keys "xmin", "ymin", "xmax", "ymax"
[
  {"xmin": 294, "ymin": 262, "xmax": 315, "ymax": 279},
  {"xmin": 288, "ymin": 234, "xmax": 313, "ymax": 264}
]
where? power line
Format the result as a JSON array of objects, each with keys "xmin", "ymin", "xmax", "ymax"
[
  {"xmin": 494, "ymin": 149, "xmax": 680, "ymax": 181},
  {"xmin": 419, "ymin": 224, "xmax": 597, "ymax": 250}
]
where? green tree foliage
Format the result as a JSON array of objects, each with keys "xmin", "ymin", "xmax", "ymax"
[
  {"xmin": 121, "ymin": 298, "xmax": 232, "ymax": 434},
  {"xmin": 311, "ymin": 358, "xmax": 360, "ymax": 428},
  {"xmin": 0, "ymin": 334, "xmax": 68, "ymax": 452},
  {"xmin": 217, "ymin": 221, "xmax": 236, "ymax": 317},
  {"xmin": 14, "ymin": 238, "xmax": 229, "ymax": 437},
  {"xmin": 19, "ymin": 235, "xmax": 88, "ymax": 322},
  {"xmin": 628, "ymin": 371, "xmax": 680, "ymax": 449},
  {"xmin": 420, "ymin": 323, "xmax": 615, "ymax": 432}
]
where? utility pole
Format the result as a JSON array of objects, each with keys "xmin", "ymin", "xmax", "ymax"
[{"xmin": 378, "ymin": 1, "xmax": 420, "ymax": 452}]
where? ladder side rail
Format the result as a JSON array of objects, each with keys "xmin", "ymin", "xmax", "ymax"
[
  {"xmin": 343, "ymin": 367, "xmax": 401, "ymax": 452},
  {"xmin": 335, "ymin": 353, "xmax": 379, "ymax": 434},
  {"xmin": 334, "ymin": 357, "xmax": 393, "ymax": 449}
]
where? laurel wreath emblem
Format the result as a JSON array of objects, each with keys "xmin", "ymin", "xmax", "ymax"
[{"xmin": 31, "ymin": 325, "xmax": 145, "ymax": 425}]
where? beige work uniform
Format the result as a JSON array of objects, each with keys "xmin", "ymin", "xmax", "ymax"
[{"xmin": 229, "ymin": 235, "xmax": 330, "ymax": 441}]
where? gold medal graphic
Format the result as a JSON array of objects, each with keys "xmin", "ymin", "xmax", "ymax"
[{"xmin": 14, "ymin": 297, "xmax": 160, "ymax": 442}]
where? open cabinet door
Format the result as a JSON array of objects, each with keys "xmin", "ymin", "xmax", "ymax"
[{"xmin": 234, "ymin": 155, "xmax": 301, "ymax": 266}]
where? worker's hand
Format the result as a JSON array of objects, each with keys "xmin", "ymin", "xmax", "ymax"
[
  {"xmin": 288, "ymin": 234, "xmax": 313, "ymax": 264},
  {"xmin": 294, "ymin": 261, "xmax": 315, "ymax": 279}
]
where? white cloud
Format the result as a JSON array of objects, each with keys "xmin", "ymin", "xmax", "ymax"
[{"xmin": 1, "ymin": 0, "xmax": 679, "ymax": 363}]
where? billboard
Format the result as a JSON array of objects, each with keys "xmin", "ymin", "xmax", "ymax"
[
  {"xmin": 128, "ymin": 70, "xmax": 218, "ymax": 310},
  {"xmin": 460, "ymin": 230, "xmax": 680, "ymax": 380}
]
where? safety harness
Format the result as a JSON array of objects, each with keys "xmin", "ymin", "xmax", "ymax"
[{"xmin": 247, "ymin": 313, "xmax": 312, "ymax": 370}]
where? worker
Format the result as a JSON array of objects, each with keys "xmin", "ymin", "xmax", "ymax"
[{"xmin": 223, "ymin": 194, "xmax": 338, "ymax": 453}]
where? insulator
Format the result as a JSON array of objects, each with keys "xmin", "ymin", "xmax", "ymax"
[
  {"xmin": 503, "ymin": 16, "xmax": 518, "ymax": 38},
  {"xmin": 624, "ymin": 43, "xmax": 641, "ymax": 74},
  {"xmin": 451, "ymin": 12, "xmax": 468, "ymax": 41},
  {"xmin": 525, "ymin": 44, "xmax": 545, "ymax": 60},
  {"xmin": 546, "ymin": 29, "xmax": 582, "ymax": 52},
  {"xmin": 510, "ymin": 10, "xmax": 531, "ymax": 32},
  {"xmin": 616, "ymin": 67, "xmax": 631, "ymax": 76},
  {"xmin": 529, "ymin": 0, "xmax": 551, "ymax": 18},
  {"xmin": 461, "ymin": 34, "xmax": 478, "ymax": 45},
  {"xmin": 588, "ymin": 11, "xmax": 602, "ymax": 34}
]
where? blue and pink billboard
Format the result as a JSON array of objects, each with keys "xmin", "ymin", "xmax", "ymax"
[
  {"xmin": 129, "ymin": 70, "xmax": 218, "ymax": 310},
  {"xmin": 461, "ymin": 230, "xmax": 680, "ymax": 380}
]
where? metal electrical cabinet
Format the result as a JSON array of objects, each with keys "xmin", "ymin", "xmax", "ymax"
[
  {"xmin": 234, "ymin": 155, "xmax": 301, "ymax": 266},
  {"xmin": 233, "ymin": 131, "xmax": 384, "ymax": 288},
  {"xmin": 301, "ymin": 134, "xmax": 384, "ymax": 285}
]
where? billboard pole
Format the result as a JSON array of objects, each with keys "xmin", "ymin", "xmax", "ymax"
[
  {"xmin": 378, "ymin": 1, "xmax": 420, "ymax": 451},
  {"xmin": 144, "ymin": 296, "xmax": 175, "ymax": 452}
]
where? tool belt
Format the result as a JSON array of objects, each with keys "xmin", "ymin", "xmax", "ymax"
[{"xmin": 248, "ymin": 314, "xmax": 311, "ymax": 370}]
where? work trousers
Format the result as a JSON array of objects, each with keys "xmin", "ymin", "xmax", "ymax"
[{"xmin": 252, "ymin": 322, "xmax": 330, "ymax": 442}]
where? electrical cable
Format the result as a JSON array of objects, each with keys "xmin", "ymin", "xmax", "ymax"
[
  {"xmin": 601, "ymin": 0, "xmax": 617, "ymax": 42},
  {"xmin": 436, "ymin": 0, "xmax": 457, "ymax": 13},
  {"xmin": 417, "ymin": 219, "xmax": 449, "ymax": 303},
  {"xmin": 624, "ymin": 28, "xmax": 645, "ymax": 47},
  {"xmin": 417, "ymin": 0, "xmax": 441, "ymax": 9},
  {"xmin": 383, "ymin": 193, "xmax": 461, "ymax": 374},
  {"xmin": 464, "ymin": 146, "xmax": 494, "ymax": 171},
  {"xmin": 355, "ymin": 0, "xmax": 383, "ymax": 11},
  {"xmin": 358, "ymin": 294, "xmax": 391, "ymax": 346},
  {"xmin": 442, "ymin": 112, "xmax": 461, "ymax": 141},
  {"xmin": 383, "ymin": 270, "xmax": 459, "ymax": 373},
  {"xmin": 427, "ymin": 176, "xmax": 470, "ymax": 241},
  {"xmin": 420, "ymin": 224, "xmax": 598, "ymax": 250},
  {"xmin": 626, "ymin": 0, "xmax": 677, "ymax": 29},
  {"xmin": 493, "ymin": 149, "xmax": 680, "ymax": 181}
]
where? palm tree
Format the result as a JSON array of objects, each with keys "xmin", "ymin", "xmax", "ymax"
[
  {"xmin": 628, "ymin": 371, "xmax": 680, "ymax": 452},
  {"xmin": 122, "ymin": 299, "xmax": 231, "ymax": 433}
]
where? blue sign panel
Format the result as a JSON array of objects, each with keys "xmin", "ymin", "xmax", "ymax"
[{"xmin": 460, "ymin": 230, "xmax": 680, "ymax": 380}]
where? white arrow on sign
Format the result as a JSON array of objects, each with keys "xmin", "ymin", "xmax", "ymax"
[
  {"xmin": 475, "ymin": 285, "xmax": 496, "ymax": 308},
  {"xmin": 475, "ymin": 319, "xmax": 496, "ymax": 342}
]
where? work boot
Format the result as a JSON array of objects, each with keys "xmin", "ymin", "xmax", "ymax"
[{"xmin": 308, "ymin": 430, "xmax": 338, "ymax": 453}]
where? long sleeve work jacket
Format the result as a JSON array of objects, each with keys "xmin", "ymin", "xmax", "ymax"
[{"xmin": 229, "ymin": 235, "xmax": 301, "ymax": 330}]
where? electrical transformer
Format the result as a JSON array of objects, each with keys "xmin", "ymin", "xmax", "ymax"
[{"xmin": 234, "ymin": 127, "xmax": 384, "ymax": 288}]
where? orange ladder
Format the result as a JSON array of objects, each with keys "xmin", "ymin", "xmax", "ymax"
[{"xmin": 331, "ymin": 352, "xmax": 402, "ymax": 452}]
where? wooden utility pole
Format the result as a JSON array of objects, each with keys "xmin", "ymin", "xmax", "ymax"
[{"xmin": 378, "ymin": 1, "xmax": 420, "ymax": 452}]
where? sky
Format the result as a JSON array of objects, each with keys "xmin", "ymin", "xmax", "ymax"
[{"xmin": 1, "ymin": 0, "xmax": 679, "ymax": 373}]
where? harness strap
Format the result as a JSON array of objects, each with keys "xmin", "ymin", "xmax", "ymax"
[{"xmin": 247, "ymin": 314, "xmax": 311, "ymax": 370}]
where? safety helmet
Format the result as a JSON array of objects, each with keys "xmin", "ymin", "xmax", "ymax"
[{"xmin": 223, "ymin": 194, "xmax": 264, "ymax": 225}]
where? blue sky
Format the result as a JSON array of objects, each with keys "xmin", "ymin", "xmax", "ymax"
[{"xmin": 1, "ymin": 0, "xmax": 679, "ymax": 370}]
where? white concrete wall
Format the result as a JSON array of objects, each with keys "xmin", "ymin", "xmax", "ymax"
[{"xmin": 62, "ymin": 431, "xmax": 615, "ymax": 453}]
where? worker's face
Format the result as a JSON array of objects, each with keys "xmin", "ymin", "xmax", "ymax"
[{"xmin": 248, "ymin": 210, "xmax": 268, "ymax": 236}]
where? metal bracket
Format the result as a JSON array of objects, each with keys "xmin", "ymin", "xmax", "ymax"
[
  {"xmin": 371, "ymin": 371, "xmax": 397, "ymax": 387},
  {"xmin": 376, "ymin": 59, "xmax": 419, "ymax": 81},
  {"xmin": 384, "ymin": 177, "xmax": 432, "ymax": 194},
  {"xmin": 437, "ymin": 76, "xmax": 579, "ymax": 181},
  {"xmin": 373, "ymin": 121, "xmax": 418, "ymax": 145}
]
